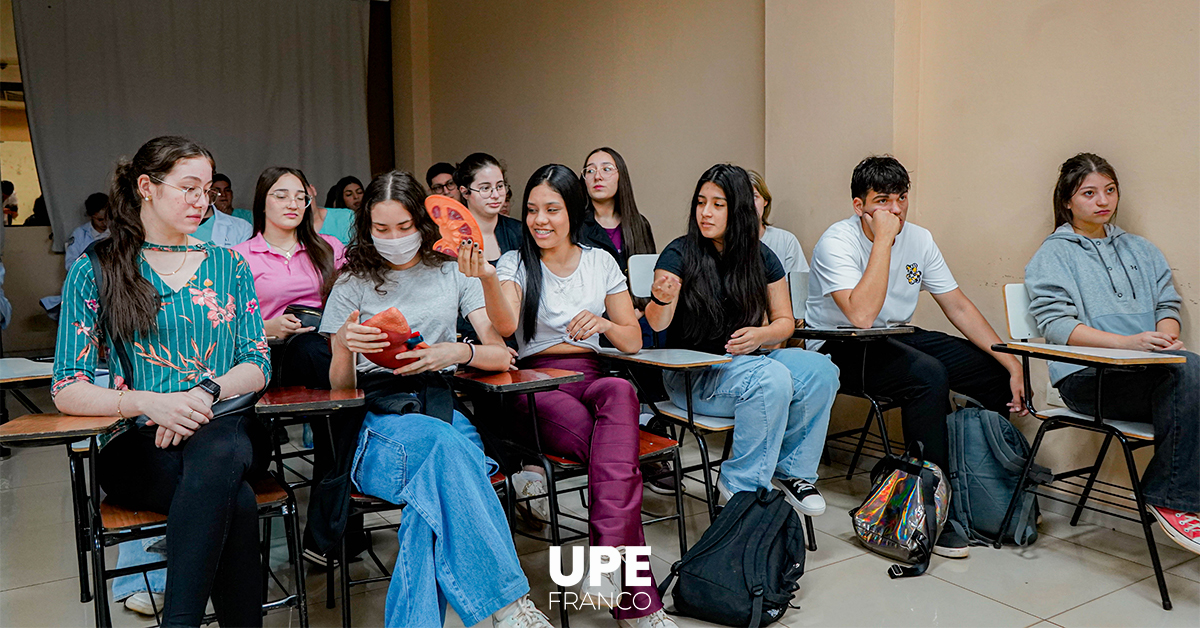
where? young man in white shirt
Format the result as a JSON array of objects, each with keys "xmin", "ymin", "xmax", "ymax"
[{"xmin": 807, "ymin": 155, "xmax": 1027, "ymax": 558}]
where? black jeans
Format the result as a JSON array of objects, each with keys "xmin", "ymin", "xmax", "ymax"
[
  {"xmin": 98, "ymin": 413, "xmax": 261, "ymax": 628},
  {"xmin": 1057, "ymin": 350, "xmax": 1199, "ymax": 512},
  {"xmin": 822, "ymin": 327, "xmax": 1012, "ymax": 471}
]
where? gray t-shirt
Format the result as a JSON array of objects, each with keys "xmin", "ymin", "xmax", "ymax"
[{"xmin": 321, "ymin": 260, "xmax": 486, "ymax": 373}]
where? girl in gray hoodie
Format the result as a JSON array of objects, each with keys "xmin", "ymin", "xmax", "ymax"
[{"xmin": 1025, "ymin": 153, "xmax": 1197, "ymax": 554}]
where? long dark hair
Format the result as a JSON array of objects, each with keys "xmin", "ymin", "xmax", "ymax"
[
  {"xmin": 517, "ymin": 164, "xmax": 587, "ymax": 343},
  {"xmin": 1053, "ymin": 153, "xmax": 1119, "ymax": 228},
  {"xmin": 339, "ymin": 170, "xmax": 451, "ymax": 294},
  {"xmin": 252, "ymin": 167, "xmax": 337, "ymax": 300},
  {"xmin": 453, "ymin": 152, "xmax": 505, "ymax": 192},
  {"xmin": 582, "ymin": 147, "xmax": 655, "ymax": 257},
  {"xmin": 675, "ymin": 164, "xmax": 768, "ymax": 347},
  {"xmin": 325, "ymin": 176, "xmax": 364, "ymax": 209},
  {"xmin": 94, "ymin": 136, "xmax": 214, "ymax": 339}
]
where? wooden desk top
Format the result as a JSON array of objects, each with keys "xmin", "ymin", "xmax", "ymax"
[
  {"xmin": 453, "ymin": 368, "xmax": 584, "ymax": 393},
  {"xmin": 0, "ymin": 413, "xmax": 127, "ymax": 446},
  {"xmin": 993, "ymin": 341, "xmax": 1187, "ymax": 366},
  {"xmin": 598, "ymin": 348, "xmax": 731, "ymax": 369},
  {"xmin": 792, "ymin": 326, "xmax": 914, "ymax": 340},
  {"xmin": 0, "ymin": 358, "xmax": 55, "ymax": 385},
  {"xmin": 256, "ymin": 387, "xmax": 366, "ymax": 414}
]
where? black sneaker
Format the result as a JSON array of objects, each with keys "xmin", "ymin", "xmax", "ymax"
[
  {"xmin": 642, "ymin": 461, "xmax": 685, "ymax": 494},
  {"xmin": 771, "ymin": 478, "xmax": 826, "ymax": 516},
  {"xmin": 933, "ymin": 527, "xmax": 970, "ymax": 559}
]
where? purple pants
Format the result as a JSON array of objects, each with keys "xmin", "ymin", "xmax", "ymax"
[{"xmin": 515, "ymin": 354, "xmax": 662, "ymax": 619}]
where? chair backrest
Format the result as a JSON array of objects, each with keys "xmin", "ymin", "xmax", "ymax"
[
  {"xmin": 1003, "ymin": 283, "xmax": 1040, "ymax": 341},
  {"xmin": 788, "ymin": 271, "xmax": 808, "ymax": 321},
  {"xmin": 628, "ymin": 253, "xmax": 658, "ymax": 298}
]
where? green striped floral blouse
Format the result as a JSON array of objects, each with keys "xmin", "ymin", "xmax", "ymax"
[{"xmin": 52, "ymin": 243, "xmax": 271, "ymax": 397}]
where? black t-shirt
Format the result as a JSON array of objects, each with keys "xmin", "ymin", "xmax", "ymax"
[{"xmin": 655, "ymin": 236, "xmax": 785, "ymax": 355}]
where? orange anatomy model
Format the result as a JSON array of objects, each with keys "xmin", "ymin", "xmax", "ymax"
[
  {"xmin": 425, "ymin": 194, "xmax": 482, "ymax": 258},
  {"xmin": 363, "ymin": 307, "xmax": 430, "ymax": 370}
]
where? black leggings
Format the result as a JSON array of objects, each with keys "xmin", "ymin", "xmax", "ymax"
[{"xmin": 99, "ymin": 414, "xmax": 261, "ymax": 628}]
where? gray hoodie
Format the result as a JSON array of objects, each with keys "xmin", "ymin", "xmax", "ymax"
[{"xmin": 1025, "ymin": 223, "xmax": 1182, "ymax": 384}]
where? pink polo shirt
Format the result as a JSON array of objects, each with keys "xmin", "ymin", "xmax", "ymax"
[{"xmin": 232, "ymin": 233, "xmax": 345, "ymax": 321}]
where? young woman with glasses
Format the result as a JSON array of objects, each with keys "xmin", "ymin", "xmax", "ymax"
[
  {"xmin": 460, "ymin": 164, "xmax": 677, "ymax": 628},
  {"xmin": 232, "ymin": 167, "xmax": 344, "ymax": 343},
  {"xmin": 455, "ymin": 152, "xmax": 522, "ymax": 262},
  {"xmin": 52, "ymin": 136, "xmax": 272, "ymax": 627},
  {"xmin": 580, "ymin": 147, "xmax": 656, "ymax": 274}
]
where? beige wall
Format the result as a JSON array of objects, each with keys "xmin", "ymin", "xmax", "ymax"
[{"xmin": 396, "ymin": 0, "xmax": 765, "ymax": 240}]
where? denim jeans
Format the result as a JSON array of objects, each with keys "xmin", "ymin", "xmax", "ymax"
[
  {"xmin": 112, "ymin": 538, "xmax": 166, "ymax": 601},
  {"xmin": 1057, "ymin": 350, "xmax": 1199, "ymax": 512},
  {"xmin": 351, "ymin": 410, "xmax": 528, "ymax": 627},
  {"xmin": 662, "ymin": 348, "xmax": 839, "ymax": 491}
]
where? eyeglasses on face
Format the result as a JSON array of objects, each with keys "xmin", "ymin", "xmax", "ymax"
[
  {"xmin": 150, "ymin": 175, "xmax": 219, "ymax": 206},
  {"xmin": 582, "ymin": 164, "xmax": 617, "ymax": 178},
  {"xmin": 268, "ymin": 190, "xmax": 313, "ymax": 208},
  {"xmin": 431, "ymin": 182, "xmax": 457, "ymax": 194},
  {"xmin": 468, "ymin": 181, "xmax": 507, "ymax": 198}
]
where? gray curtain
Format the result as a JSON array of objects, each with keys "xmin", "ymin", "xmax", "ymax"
[{"xmin": 12, "ymin": 0, "xmax": 371, "ymax": 251}]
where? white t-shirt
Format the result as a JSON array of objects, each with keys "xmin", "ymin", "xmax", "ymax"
[
  {"xmin": 761, "ymin": 226, "xmax": 810, "ymax": 274},
  {"xmin": 805, "ymin": 216, "xmax": 957, "ymax": 350},
  {"xmin": 496, "ymin": 247, "xmax": 628, "ymax": 359}
]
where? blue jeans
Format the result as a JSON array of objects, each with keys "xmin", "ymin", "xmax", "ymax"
[
  {"xmin": 351, "ymin": 410, "xmax": 527, "ymax": 627},
  {"xmin": 112, "ymin": 537, "xmax": 166, "ymax": 601},
  {"xmin": 663, "ymin": 348, "xmax": 839, "ymax": 491}
]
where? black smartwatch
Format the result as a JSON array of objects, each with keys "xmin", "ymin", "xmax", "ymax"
[{"xmin": 193, "ymin": 378, "xmax": 221, "ymax": 401}]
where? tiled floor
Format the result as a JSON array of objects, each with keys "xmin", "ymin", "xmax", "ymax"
[{"xmin": 1, "ymin": 387, "xmax": 1197, "ymax": 627}]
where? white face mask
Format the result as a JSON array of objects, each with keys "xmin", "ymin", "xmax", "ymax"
[{"xmin": 372, "ymin": 232, "xmax": 423, "ymax": 265}]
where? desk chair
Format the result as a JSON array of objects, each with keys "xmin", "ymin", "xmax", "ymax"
[
  {"xmin": 454, "ymin": 367, "xmax": 685, "ymax": 628},
  {"xmin": 0, "ymin": 411, "xmax": 309, "ymax": 627},
  {"xmin": 788, "ymin": 271, "xmax": 905, "ymax": 479},
  {"xmin": 0, "ymin": 356, "xmax": 54, "ymax": 458},
  {"xmin": 993, "ymin": 283, "xmax": 1179, "ymax": 610}
]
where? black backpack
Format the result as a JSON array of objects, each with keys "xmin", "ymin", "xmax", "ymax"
[{"xmin": 658, "ymin": 488, "xmax": 805, "ymax": 627}]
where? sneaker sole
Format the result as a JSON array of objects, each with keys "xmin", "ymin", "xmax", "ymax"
[
  {"xmin": 932, "ymin": 545, "xmax": 970, "ymax": 559},
  {"xmin": 123, "ymin": 594, "xmax": 163, "ymax": 616},
  {"xmin": 646, "ymin": 480, "xmax": 684, "ymax": 495},
  {"xmin": 771, "ymin": 479, "xmax": 826, "ymax": 517},
  {"xmin": 1150, "ymin": 508, "xmax": 1200, "ymax": 555}
]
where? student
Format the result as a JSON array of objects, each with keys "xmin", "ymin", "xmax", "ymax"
[
  {"xmin": 461, "ymin": 164, "xmax": 676, "ymax": 628},
  {"xmin": 645, "ymin": 163, "xmax": 839, "ymax": 518},
  {"xmin": 749, "ymin": 170, "xmax": 809, "ymax": 275},
  {"xmin": 231, "ymin": 168, "xmax": 343, "ymax": 344},
  {"xmin": 806, "ymin": 155, "xmax": 1026, "ymax": 557},
  {"xmin": 2, "ymin": 180, "xmax": 15, "ymax": 224},
  {"xmin": 52, "ymin": 136, "xmax": 271, "ymax": 627},
  {"xmin": 579, "ymin": 147, "xmax": 655, "ymax": 272},
  {"xmin": 22, "ymin": 196, "xmax": 50, "ymax": 226},
  {"xmin": 425, "ymin": 161, "xmax": 463, "ymax": 203},
  {"xmin": 320, "ymin": 170, "xmax": 550, "ymax": 627},
  {"xmin": 306, "ymin": 182, "xmax": 356, "ymax": 246},
  {"xmin": 325, "ymin": 175, "xmax": 364, "ymax": 212},
  {"xmin": 65, "ymin": 193, "xmax": 110, "ymax": 270},
  {"xmin": 1025, "ymin": 153, "xmax": 1197, "ymax": 553},
  {"xmin": 455, "ymin": 153, "xmax": 522, "ymax": 262},
  {"xmin": 194, "ymin": 180, "xmax": 253, "ymax": 247},
  {"xmin": 211, "ymin": 173, "xmax": 253, "ymax": 224}
]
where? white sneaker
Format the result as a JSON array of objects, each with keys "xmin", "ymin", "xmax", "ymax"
[
  {"xmin": 123, "ymin": 592, "xmax": 164, "ymax": 616},
  {"xmin": 511, "ymin": 470, "xmax": 549, "ymax": 521},
  {"xmin": 579, "ymin": 546, "xmax": 624, "ymax": 608},
  {"xmin": 772, "ymin": 478, "xmax": 826, "ymax": 517},
  {"xmin": 618, "ymin": 609, "xmax": 679, "ymax": 628},
  {"xmin": 492, "ymin": 594, "xmax": 552, "ymax": 628}
]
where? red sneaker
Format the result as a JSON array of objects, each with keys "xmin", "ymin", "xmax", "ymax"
[
  {"xmin": 1149, "ymin": 505, "xmax": 1200, "ymax": 555},
  {"xmin": 425, "ymin": 195, "xmax": 482, "ymax": 258}
]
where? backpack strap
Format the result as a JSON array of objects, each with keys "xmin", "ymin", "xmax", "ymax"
[
  {"xmin": 743, "ymin": 495, "xmax": 794, "ymax": 627},
  {"xmin": 657, "ymin": 489, "xmax": 760, "ymax": 600},
  {"xmin": 888, "ymin": 466, "xmax": 938, "ymax": 579},
  {"xmin": 86, "ymin": 245, "xmax": 137, "ymax": 388}
]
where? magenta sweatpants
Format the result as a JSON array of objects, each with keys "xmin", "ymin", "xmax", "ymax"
[{"xmin": 514, "ymin": 353, "xmax": 662, "ymax": 619}]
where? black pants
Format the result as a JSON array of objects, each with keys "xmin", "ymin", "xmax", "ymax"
[
  {"xmin": 1058, "ymin": 350, "xmax": 1199, "ymax": 512},
  {"xmin": 822, "ymin": 327, "xmax": 1012, "ymax": 470},
  {"xmin": 98, "ymin": 414, "xmax": 261, "ymax": 628}
]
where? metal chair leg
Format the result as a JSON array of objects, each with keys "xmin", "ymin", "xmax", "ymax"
[
  {"xmin": 282, "ymin": 501, "xmax": 310, "ymax": 628},
  {"xmin": 845, "ymin": 406, "xmax": 876, "ymax": 480},
  {"xmin": 1118, "ymin": 434, "xmax": 1172, "ymax": 611},
  {"xmin": 672, "ymin": 448, "xmax": 687, "ymax": 556},
  {"xmin": 1071, "ymin": 432, "xmax": 1113, "ymax": 526},
  {"xmin": 341, "ymin": 527, "xmax": 353, "ymax": 628},
  {"xmin": 804, "ymin": 515, "xmax": 817, "ymax": 552},
  {"xmin": 67, "ymin": 447, "xmax": 92, "ymax": 603}
]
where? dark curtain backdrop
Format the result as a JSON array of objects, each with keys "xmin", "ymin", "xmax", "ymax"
[{"xmin": 12, "ymin": 0, "xmax": 372, "ymax": 250}]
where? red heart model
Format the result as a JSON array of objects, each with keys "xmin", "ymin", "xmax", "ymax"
[{"xmin": 363, "ymin": 307, "xmax": 430, "ymax": 369}]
